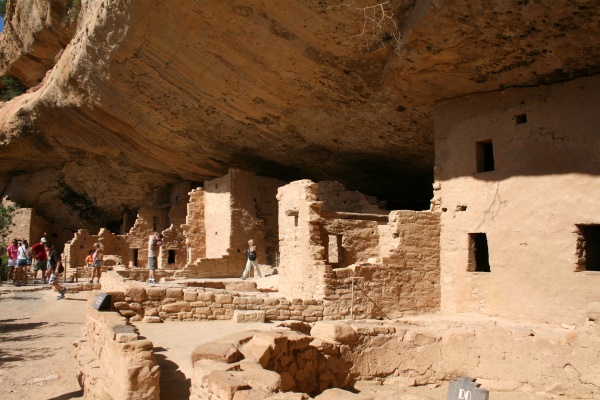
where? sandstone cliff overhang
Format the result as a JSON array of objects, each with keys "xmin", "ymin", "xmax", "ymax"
[{"xmin": 0, "ymin": 0, "xmax": 599, "ymax": 229}]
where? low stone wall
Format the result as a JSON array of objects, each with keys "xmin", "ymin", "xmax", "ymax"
[
  {"xmin": 190, "ymin": 324, "xmax": 358, "ymax": 399},
  {"xmin": 100, "ymin": 270, "xmax": 325, "ymax": 323},
  {"xmin": 344, "ymin": 315, "xmax": 600, "ymax": 398},
  {"xmin": 74, "ymin": 292, "xmax": 160, "ymax": 400}
]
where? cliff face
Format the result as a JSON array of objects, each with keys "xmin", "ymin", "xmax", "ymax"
[{"xmin": 0, "ymin": 0, "xmax": 599, "ymax": 230}]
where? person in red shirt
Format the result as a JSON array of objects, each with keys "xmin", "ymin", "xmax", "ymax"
[
  {"xmin": 31, "ymin": 238, "xmax": 48, "ymax": 284},
  {"xmin": 6, "ymin": 238, "xmax": 18, "ymax": 284}
]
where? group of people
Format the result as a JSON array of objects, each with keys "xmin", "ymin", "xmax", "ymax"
[{"xmin": 0, "ymin": 237, "xmax": 67, "ymax": 300}]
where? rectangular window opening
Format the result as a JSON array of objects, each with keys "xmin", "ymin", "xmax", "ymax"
[
  {"xmin": 576, "ymin": 225, "xmax": 600, "ymax": 271},
  {"xmin": 516, "ymin": 114, "xmax": 528, "ymax": 124},
  {"xmin": 468, "ymin": 233, "xmax": 491, "ymax": 272},
  {"xmin": 476, "ymin": 140, "xmax": 495, "ymax": 172},
  {"xmin": 130, "ymin": 248, "xmax": 139, "ymax": 267},
  {"xmin": 328, "ymin": 234, "xmax": 343, "ymax": 264},
  {"xmin": 168, "ymin": 249, "xmax": 176, "ymax": 264}
]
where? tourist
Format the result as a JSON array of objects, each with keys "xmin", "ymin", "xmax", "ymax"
[
  {"xmin": 31, "ymin": 237, "xmax": 48, "ymax": 283},
  {"xmin": 90, "ymin": 242, "xmax": 104, "ymax": 284},
  {"xmin": 85, "ymin": 250, "xmax": 93, "ymax": 281},
  {"xmin": 15, "ymin": 239, "xmax": 29, "ymax": 286},
  {"xmin": 44, "ymin": 243, "xmax": 66, "ymax": 300},
  {"xmin": 241, "ymin": 239, "xmax": 261, "ymax": 280},
  {"xmin": 147, "ymin": 232, "xmax": 163, "ymax": 284},
  {"xmin": 6, "ymin": 238, "xmax": 18, "ymax": 284}
]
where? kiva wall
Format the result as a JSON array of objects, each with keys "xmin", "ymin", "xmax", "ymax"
[{"xmin": 434, "ymin": 75, "xmax": 600, "ymax": 325}]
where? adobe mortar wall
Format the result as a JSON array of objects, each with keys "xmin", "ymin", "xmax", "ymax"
[
  {"xmin": 434, "ymin": 75, "xmax": 600, "ymax": 325},
  {"xmin": 204, "ymin": 174, "xmax": 232, "ymax": 258}
]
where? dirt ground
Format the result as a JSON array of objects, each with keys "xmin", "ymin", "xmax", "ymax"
[{"xmin": 0, "ymin": 286, "xmax": 88, "ymax": 400}]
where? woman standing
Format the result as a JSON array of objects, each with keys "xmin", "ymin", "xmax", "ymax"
[
  {"xmin": 90, "ymin": 242, "xmax": 104, "ymax": 284},
  {"xmin": 240, "ymin": 239, "xmax": 262, "ymax": 280},
  {"xmin": 6, "ymin": 238, "xmax": 18, "ymax": 284},
  {"xmin": 16, "ymin": 239, "xmax": 29, "ymax": 286}
]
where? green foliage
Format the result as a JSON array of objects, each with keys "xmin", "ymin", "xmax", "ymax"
[
  {"xmin": 0, "ymin": 203, "xmax": 19, "ymax": 246},
  {"xmin": 0, "ymin": 255, "xmax": 7, "ymax": 281},
  {"xmin": 64, "ymin": 0, "xmax": 81, "ymax": 26},
  {"xmin": 0, "ymin": 75, "xmax": 26, "ymax": 101},
  {"xmin": 0, "ymin": 0, "xmax": 6, "ymax": 17}
]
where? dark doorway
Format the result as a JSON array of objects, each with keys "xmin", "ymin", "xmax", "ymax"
[
  {"xmin": 468, "ymin": 233, "xmax": 491, "ymax": 272},
  {"xmin": 476, "ymin": 140, "xmax": 495, "ymax": 173}
]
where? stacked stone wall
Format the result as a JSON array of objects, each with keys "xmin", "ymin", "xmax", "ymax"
[
  {"xmin": 126, "ymin": 207, "xmax": 169, "ymax": 267},
  {"xmin": 323, "ymin": 211, "xmax": 440, "ymax": 320},
  {"xmin": 321, "ymin": 218, "xmax": 381, "ymax": 268},
  {"xmin": 184, "ymin": 188, "xmax": 206, "ymax": 263},
  {"xmin": 277, "ymin": 180, "xmax": 329, "ymax": 299},
  {"xmin": 102, "ymin": 271, "xmax": 325, "ymax": 323},
  {"xmin": 75, "ymin": 293, "xmax": 160, "ymax": 400}
]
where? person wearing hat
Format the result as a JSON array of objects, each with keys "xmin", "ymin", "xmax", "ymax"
[{"xmin": 31, "ymin": 237, "xmax": 48, "ymax": 283}]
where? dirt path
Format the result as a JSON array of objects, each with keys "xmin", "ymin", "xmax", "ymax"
[{"xmin": 0, "ymin": 287, "xmax": 88, "ymax": 400}]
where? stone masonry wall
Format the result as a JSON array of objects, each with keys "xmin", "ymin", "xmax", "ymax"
[
  {"xmin": 321, "ymin": 218, "xmax": 381, "ymax": 268},
  {"xmin": 75, "ymin": 293, "xmax": 160, "ymax": 400},
  {"xmin": 126, "ymin": 207, "xmax": 169, "ymax": 267},
  {"xmin": 323, "ymin": 211, "xmax": 441, "ymax": 320},
  {"xmin": 184, "ymin": 188, "xmax": 206, "ymax": 263},
  {"xmin": 101, "ymin": 271, "xmax": 324, "ymax": 323},
  {"xmin": 277, "ymin": 180, "xmax": 330, "ymax": 299}
]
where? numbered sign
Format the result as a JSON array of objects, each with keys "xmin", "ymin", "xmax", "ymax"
[
  {"xmin": 92, "ymin": 293, "xmax": 112, "ymax": 311},
  {"xmin": 447, "ymin": 376, "xmax": 489, "ymax": 400}
]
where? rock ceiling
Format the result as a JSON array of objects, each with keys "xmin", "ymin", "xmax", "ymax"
[{"xmin": 0, "ymin": 0, "xmax": 599, "ymax": 230}]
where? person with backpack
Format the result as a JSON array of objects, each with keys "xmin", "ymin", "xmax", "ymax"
[
  {"xmin": 44, "ymin": 243, "xmax": 66, "ymax": 300},
  {"xmin": 240, "ymin": 239, "xmax": 262, "ymax": 280}
]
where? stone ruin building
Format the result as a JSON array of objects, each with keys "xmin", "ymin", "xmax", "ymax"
[
  {"xmin": 1, "ymin": 1, "xmax": 599, "ymax": 399},
  {"xmin": 67, "ymin": 76, "xmax": 600, "ymax": 400},
  {"xmin": 4, "ymin": 76, "xmax": 599, "ymax": 400}
]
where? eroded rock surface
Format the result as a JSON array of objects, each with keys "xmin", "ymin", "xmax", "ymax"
[{"xmin": 0, "ymin": 0, "xmax": 598, "ymax": 229}]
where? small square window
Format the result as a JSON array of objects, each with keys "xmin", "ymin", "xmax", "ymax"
[
  {"xmin": 476, "ymin": 140, "xmax": 495, "ymax": 173},
  {"xmin": 468, "ymin": 233, "xmax": 491, "ymax": 272},
  {"xmin": 516, "ymin": 114, "xmax": 528, "ymax": 124},
  {"xmin": 575, "ymin": 225, "xmax": 600, "ymax": 271}
]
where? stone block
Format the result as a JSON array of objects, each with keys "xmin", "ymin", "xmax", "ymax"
[
  {"xmin": 118, "ymin": 310, "xmax": 137, "ymax": 318},
  {"xmin": 217, "ymin": 295, "xmax": 234, "ymax": 304},
  {"xmin": 115, "ymin": 333, "xmax": 138, "ymax": 343},
  {"xmin": 192, "ymin": 341, "xmax": 243, "ymax": 365},
  {"xmin": 234, "ymin": 310, "xmax": 266, "ymax": 323},
  {"xmin": 265, "ymin": 393, "xmax": 309, "ymax": 400},
  {"xmin": 184, "ymin": 291, "xmax": 198, "ymax": 302},
  {"xmin": 161, "ymin": 301, "xmax": 191, "ymax": 313},
  {"xmin": 125, "ymin": 287, "xmax": 148, "ymax": 303},
  {"xmin": 206, "ymin": 370, "xmax": 250, "ymax": 400},
  {"xmin": 197, "ymin": 292, "xmax": 216, "ymax": 302},
  {"xmin": 147, "ymin": 288, "xmax": 166, "ymax": 299},
  {"xmin": 193, "ymin": 360, "xmax": 240, "ymax": 386},
  {"xmin": 311, "ymin": 321, "xmax": 358, "ymax": 344},
  {"xmin": 237, "ymin": 368, "xmax": 282, "ymax": 393},
  {"xmin": 166, "ymin": 288, "xmax": 184, "ymax": 299}
]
